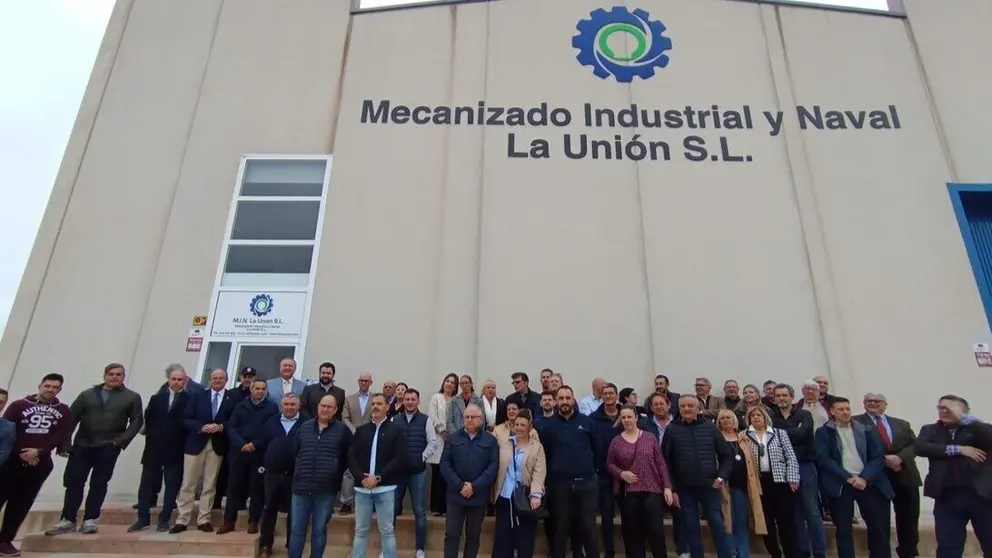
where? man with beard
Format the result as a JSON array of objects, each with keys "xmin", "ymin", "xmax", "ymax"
[
  {"xmin": 0, "ymin": 374, "xmax": 72, "ymax": 557},
  {"xmin": 539, "ymin": 386, "xmax": 598, "ymax": 558},
  {"xmin": 300, "ymin": 362, "xmax": 345, "ymax": 420}
]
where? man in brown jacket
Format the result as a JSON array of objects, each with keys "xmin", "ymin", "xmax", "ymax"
[{"xmin": 694, "ymin": 377, "xmax": 725, "ymax": 421}]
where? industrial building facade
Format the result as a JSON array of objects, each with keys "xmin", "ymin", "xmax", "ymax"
[{"xmin": 1, "ymin": 0, "xmax": 990, "ymax": 499}]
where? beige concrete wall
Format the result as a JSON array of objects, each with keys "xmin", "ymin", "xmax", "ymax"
[{"xmin": 3, "ymin": 0, "xmax": 990, "ymax": 501}]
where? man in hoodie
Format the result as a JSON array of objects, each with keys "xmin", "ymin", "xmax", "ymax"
[
  {"xmin": 217, "ymin": 379, "xmax": 278, "ymax": 534},
  {"xmin": 590, "ymin": 384, "xmax": 621, "ymax": 558},
  {"xmin": 46, "ymin": 363, "xmax": 144, "ymax": 536},
  {"xmin": 0, "ymin": 373, "xmax": 72, "ymax": 557}
]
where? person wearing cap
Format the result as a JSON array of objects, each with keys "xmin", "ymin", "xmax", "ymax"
[{"xmin": 230, "ymin": 367, "xmax": 258, "ymax": 403}]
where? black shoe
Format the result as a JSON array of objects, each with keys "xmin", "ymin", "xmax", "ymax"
[
  {"xmin": 156, "ymin": 523, "xmax": 170, "ymax": 533},
  {"xmin": 127, "ymin": 522, "xmax": 149, "ymax": 533},
  {"xmin": 132, "ymin": 503, "xmax": 140, "ymax": 510},
  {"xmin": 197, "ymin": 523, "xmax": 215, "ymax": 532},
  {"xmin": 338, "ymin": 504, "xmax": 352, "ymax": 515},
  {"xmin": 169, "ymin": 524, "xmax": 188, "ymax": 534}
]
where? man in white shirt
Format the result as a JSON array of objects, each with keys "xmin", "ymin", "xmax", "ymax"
[{"xmin": 578, "ymin": 377, "xmax": 606, "ymax": 415}]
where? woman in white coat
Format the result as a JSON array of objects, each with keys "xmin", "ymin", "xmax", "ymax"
[{"xmin": 427, "ymin": 373, "xmax": 458, "ymax": 516}]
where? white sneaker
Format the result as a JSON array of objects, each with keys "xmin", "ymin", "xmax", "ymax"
[
  {"xmin": 415, "ymin": 551, "xmax": 425, "ymax": 558},
  {"xmin": 677, "ymin": 554, "xmax": 691, "ymax": 558},
  {"xmin": 80, "ymin": 519, "xmax": 99, "ymax": 534},
  {"xmin": 43, "ymin": 520, "xmax": 75, "ymax": 536}
]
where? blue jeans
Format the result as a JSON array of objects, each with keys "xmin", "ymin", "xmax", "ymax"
[
  {"xmin": 794, "ymin": 462, "xmax": 827, "ymax": 557},
  {"xmin": 677, "ymin": 486, "xmax": 732, "ymax": 558},
  {"xmin": 729, "ymin": 488, "xmax": 751, "ymax": 558},
  {"xmin": 289, "ymin": 492, "xmax": 336, "ymax": 558},
  {"xmin": 395, "ymin": 471, "xmax": 428, "ymax": 550},
  {"xmin": 353, "ymin": 489, "xmax": 397, "ymax": 558}
]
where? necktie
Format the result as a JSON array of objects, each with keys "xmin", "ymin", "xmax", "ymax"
[
  {"xmin": 212, "ymin": 393, "xmax": 220, "ymax": 419},
  {"xmin": 875, "ymin": 416, "xmax": 891, "ymax": 448},
  {"xmin": 169, "ymin": 392, "xmax": 175, "ymax": 411}
]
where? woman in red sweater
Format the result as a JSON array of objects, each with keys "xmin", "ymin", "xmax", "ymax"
[{"xmin": 607, "ymin": 404, "xmax": 675, "ymax": 558}]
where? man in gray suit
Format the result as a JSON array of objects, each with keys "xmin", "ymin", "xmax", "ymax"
[
  {"xmin": 854, "ymin": 393, "xmax": 922, "ymax": 558},
  {"xmin": 265, "ymin": 358, "xmax": 305, "ymax": 406},
  {"xmin": 338, "ymin": 371, "xmax": 374, "ymax": 514}
]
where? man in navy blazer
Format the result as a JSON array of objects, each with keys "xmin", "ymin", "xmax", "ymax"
[
  {"xmin": 265, "ymin": 358, "xmax": 305, "ymax": 406},
  {"xmin": 171, "ymin": 368, "xmax": 236, "ymax": 534},
  {"xmin": 130, "ymin": 369, "xmax": 190, "ymax": 532},
  {"xmin": 815, "ymin": 396, "xmax": 894, "ymax": 558}
]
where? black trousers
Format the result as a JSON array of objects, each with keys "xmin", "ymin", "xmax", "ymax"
[
  {"xmin": 829, "ymin": 484, "xmax": 891, "ymax": 558},
  {"xmin": 444, "ymin": 502, "xmax": 487, "ymax": 558},
  {"xmin": 259, "ymin": 471, "xmax": 292, "ymax": 550},
  {"xmin": 544, "ymin": 512, "xmax": 585, "ymax": 558},
  {"xmin": 224, "ymin": 457, "xmax": 265, "ymax": 523},
  {"xmin": 61, "ymin": 445, "xmax": 121, "ymax": 522},
  {"xmin": 430, "ymin": 464, "xmax": 447, "ymax": 514},
  {"xmin": 492, "ymin": 496, "xmax": 538, "ymax": 558},
  {"xmin": 0, "ymin": 456, "xmax": 54, "ymax": 543},
  {"xmin": 597, "ymin": 473, "xmax": 616, "ymax": 556},
  {"xmin": 549, "ymin": 478, "xmax": 599, "ymax": 558},
  {"xmin": 888, "ymin": 473, "xmax": 920, "ymax": 558},
  {"xmin": 618, "ymin": 490, "xmax": 668, "ymax": 558},
  {"xmin": 213, "ymin": 455, "xmax": 229, "ymax": 508},
  {"xmin": 136, "ymin": 461, "xmax": 182, "ymax": 526},
  {"xmin": 759, "ymin": 474, "xmax": 800, "ymax": 558}
]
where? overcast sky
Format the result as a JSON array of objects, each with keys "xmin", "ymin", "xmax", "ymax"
[{"xmin": 0, "ymin": 0, "xmax": 888, "ymax": 333}]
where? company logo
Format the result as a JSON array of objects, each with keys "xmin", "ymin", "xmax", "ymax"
[
  {"xmin": 573, "ymin": 7, "xmax": 673, "ymax": 83},
  {"xmin": 249, "ymin": 294, "xmax": 274, "ymax": 317}
]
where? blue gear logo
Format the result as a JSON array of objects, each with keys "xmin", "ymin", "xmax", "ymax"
[
  {"xmin": 249, "ymin": 294, "xmax": 274, "ymax": 317},
  {"xmin": 573, "ymin": 7, "xmax": 673, "ymax": 83}
]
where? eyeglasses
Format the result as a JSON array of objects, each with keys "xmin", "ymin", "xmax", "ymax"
[
  {"xmin": 864, "ymin": 399, "xmax": 884, "ymax": 404},
  {"xmin": 464, "ymin": 415, "xmax": 482, "ymax": 420},
  {"xmin": 512, "ymin": 380, "xmax": 523, "ymax": 385}
]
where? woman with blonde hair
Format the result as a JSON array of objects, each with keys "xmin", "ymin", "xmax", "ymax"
[
  {"xmin": 716, "ymin": 408, "xmax": 766, "ymax": 558},
  {"xmin": 743, "ymin": 405, "xmax": 801, "ymax": 558},
  {"xmin": 491, "ymin": 409, "xmax": 546, "ymax": 558},
  {"xmin": 480, "ymin": 378, "xmax": 506, "ymax": 432}
]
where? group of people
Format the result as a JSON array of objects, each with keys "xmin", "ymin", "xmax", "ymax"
[{"xmin": 0, "ymin": 365, "xmax": 989, "ymax": 558}]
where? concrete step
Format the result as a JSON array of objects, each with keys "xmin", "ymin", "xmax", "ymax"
[{"xmin": 19, "ymin": 524, "xmax": 256, "ymax": 556}]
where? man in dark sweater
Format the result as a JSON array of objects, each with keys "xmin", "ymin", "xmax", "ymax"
[
  {"xmin": 590, "ymin": 384, "xmax": 621, "ymax": 558},
  {"xmin": 289, "ymin": 394, "xmax": 351, "ymax": 558},
  {"xmin": 217, "ymin": 379, "xmax": 278, "ymax": 535},
  {"xmin": 0, "ymin": 374, "xmax": 72, "ymax": 557},
  {"xmin": 47, "ymin": 363, "xmax": 144, "ymax": 536},
  {"xmin": 539, "ymin": 386, "xmax": 599, "ymax": 558},
  {"xmin": 440, "ymin": 403, "xmax": 498, "ymax": 558},
  {"xmin": 914, "ymin": 394, "xmax": 992, "ymax": 557},
  {"xmin": 299, "ymin": 362, "xmax": 346, "ymax": 419},
  {"xmin": 663, "ymin": 394, "xmax": 733, "ymax": 558},
  {"xmin": 257, "ymin": 393, "xmax": 306, "ymax": 558},
  {"xmin": 770, "ymin": 383, "xmax": 825, "ymax": 558},
  {"xmin": 349, "ymin": 393, "xmax": 407, "ymax": 558},
  {"xmin": 504, "ymin": 372, "xmax": 541, "ymax": 417},
  {"xmin": 391, "ymin": 388, "xmax": 438, "ymax": 555}
]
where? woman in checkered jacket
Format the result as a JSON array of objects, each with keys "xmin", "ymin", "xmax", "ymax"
[{"xmin": 743, "ymin": 405, "xmax": 802, "ymax": 558}]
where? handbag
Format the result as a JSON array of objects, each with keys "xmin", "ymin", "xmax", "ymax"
[{"xmin": 510, "ymin": 440, "xmax": 549, "ymax": 519}]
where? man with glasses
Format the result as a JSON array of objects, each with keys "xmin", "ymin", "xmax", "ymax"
[
  {"xmin": 340, "ymin": 372, "xmax": 375, "ymax": 514},
  {"xmin": 505, "ymin": 372, "xmax": 541, "ymax": 417},
  {"xmin": 439, "ymin": 404, "xmax": 498, "ymax": 558}
]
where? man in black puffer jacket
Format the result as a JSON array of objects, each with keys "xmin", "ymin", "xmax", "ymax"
[
  {"xmin": 663, "ymin": 395, "xmax": 734, "ymax": 558},
  {"xmin": 257, "ymin": 394, "xmax": 307, "ymax": 558},
  {"xmin": 217, "ymin": 379, "xmax": 278, "ymax": 534}
]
